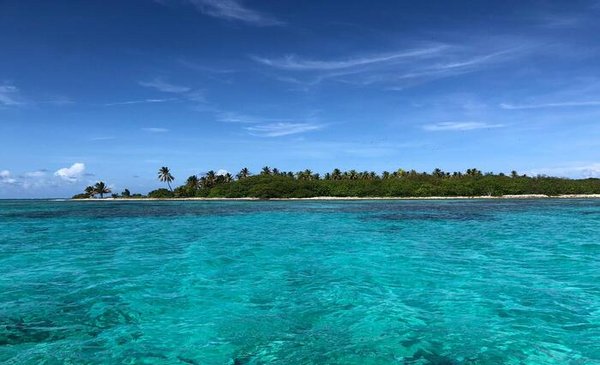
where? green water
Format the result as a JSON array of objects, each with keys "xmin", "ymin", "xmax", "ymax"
[{"xmin": 0, "ymin": 199, "xmax": 599, "ymax": 364}]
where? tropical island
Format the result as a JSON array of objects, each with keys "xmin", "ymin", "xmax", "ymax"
[{"xmin": 72, "ymin": 166, "xmax": 600, "ymax": 200}]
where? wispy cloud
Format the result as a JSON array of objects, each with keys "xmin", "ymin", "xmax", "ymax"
[
  {"xmin": 54, "ymin": 163, "xmax": 86, "ymax": 182},
  {"xmin": 23, "ymin": 170, "xmax": 47, "ymax": 178},
  {"xmin": 529, "ymin": 163, "xmax": 600, "ymax": 178},
  {"xmin": 142, "ymin": 127, "xmax": 169, "ymax": 133},
  {"xmin": 0, "ymin": 84, "xmax": 74, "ymax": 108},
  {"xmin": 254, "ymin": 43, "xmax": 525, "ymax": 88},
  {"xmin": 245, "ymin": 122, "xmax": 324, "ymax": 137},
  {"xmin": 138, "ymin": 77, "xmax": 205, "ymax": 103},
  {"xmin": 0, "ymin": 83, "xmax": 25, "ymax": 106},
  {"xmin": 500, "ymin": 100, "xmax": 600, "ymax": 110},
  {"xmin": 186, "ymin": 0, "xmax": 284, "ymax": 26},
  {"xmin": 139, "ymin": 78, "xmax": 191, "ymax": 93},
  {"xmin": 217, "ymin": 111, "xmax": 278, "ymax": 124},
  {"xmin": 105, "ymin": 98, "xmax": 177, "ymax": 106},
  {"xmin": 215, "ymin": 110, "xmax": 326, "ymax": 137},
  {"xmin": 217, "ymin": 112, "xmax": 254, "ymax": 123},
  {"xmin": 423, "ymin": 122, "xmax": 504, "ymax": 131},
  {"xmin": 251, "ymin": 46, "xmax": 447, "ymax": 71},
  {"xmin": 90, "ymin": 136, "xmax": 116, "ymax": 141}
]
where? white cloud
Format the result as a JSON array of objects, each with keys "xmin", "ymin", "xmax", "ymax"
[
  {"xmin": 90, "ymin": 136, "xmax": 116, "ymax": 141},
  {"xmin": 217, "ymin": 112, "xmax": 284, "ymax": 124},
  {"xmin": 54, "ymin": 163, "xmax": 86, "ymax": 182},
  {"xmin": 251, "ymin": 46, "xmax": 447, "ymax": 71},
  {"xmin": 217, "ymin": 112, "xmax": 256, "ymax": 123},
  {"xmin": 529, "ymin": 163, "xmax": 600, "ymax": 178},
  {"xmin": 187, "ymin": 0, "xmax": 283, "ymax": 26},
  {"xmin": 142, "ymin": 127, "xmax": 169, "ymax": 133},
  {"xmin": 0, "ymin": 170, "xmax": 17, "ymax": 184},
  {"xmin": 105, "ymin": 98, "xmax": 177, "ymax": 106},
  {"xmin": 24, "ymin": 170, "xmax": 46, "ymax": 178},
  {"xmin": 138, "ymin": 78, "xmax": 205, "ymax": 104},
  {"xmin": 139, "ymin": 78, "xmax": 191, "ymax": 93},
  {"xmin": 184, "ymin": 89, "xmax": 206, "ymax": 103},
  {"xmin": 246, "ymin": 122, "xmax": 324, "ymax": 137},
  {"xmin": 423, "ymin": 122, "xmax": 504, "ymax": 131},
  {"xmin": 216, "ymin": 169, "xmax": 229, "ymax": 176},
  {"xmin": 0, "ymin": 84, "xmax": 24, "ymax": 106},
  {"xmin": 254, "ymin": 41, "xmax": 528, "ymax": 88},
  {"xmin": 500, "ymin": 100, "xmax": 600, "ymax": 110}
]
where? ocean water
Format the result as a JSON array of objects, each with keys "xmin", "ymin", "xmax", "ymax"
[{"xmin": 0, "ymin": 199, "xmax": 599, "ymax": 364}]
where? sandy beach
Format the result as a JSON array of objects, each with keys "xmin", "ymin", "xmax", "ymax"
[{"xmin": 74, "ymin": 194, "xmax": 600, "ymax": 201}]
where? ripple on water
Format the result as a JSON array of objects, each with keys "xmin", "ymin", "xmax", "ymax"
[{"xmin": 1, "ymin": 200, "xmax": 599, "ymax": 364}]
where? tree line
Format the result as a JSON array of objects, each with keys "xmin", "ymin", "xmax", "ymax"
[{"xmin": 74, "ymin": 166, "xmax": 600, "ymax": 199}]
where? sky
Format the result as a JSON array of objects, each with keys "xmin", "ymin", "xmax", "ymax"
[{"xmin": 1, "ymin": 0, "xmax": 600, "ymax": 198}]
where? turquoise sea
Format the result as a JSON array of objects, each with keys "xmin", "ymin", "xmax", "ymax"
[{"xmin": 0, "ymin": 199, "xmax": 599, "ymax": 364}]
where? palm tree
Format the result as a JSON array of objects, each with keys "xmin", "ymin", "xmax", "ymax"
[
  {"xmin": 261, "ymin": 166, "xmax": 272, "ymax": 175},
  {"xmin": 204, "ymin": 170, "xmax": 217, "ymax": 188},
  {"xmin": 237, "ymin": 167, "xmax": 251, "ymax": 179},
  {"xmin": 85, "ymin": 185, "xmax": 95, "ymax": 198},
  {"xmin": 466, "ymin": 168, "xmax": 482, "ymax": 177},
  {"xmin": 158, "ymin": 166, "xmax": 175, "ymax": 191},
  {"xmin": 432, "ymin": 168, "xmax": 445, "ymax": 178},
  {"xmin": 186, "ymin": 175, "xmax": 199, "ymax": 189},
  {"xmin": 331, "ymin": 168, "xmax": 342, "ymax": 180},
  {"xmin": 94, "ymin": 181, "xmax": 111, "ymax": 199},
  {"xmin": 223, "ymin": 173, "xmax": 233, "ymax": 183}
]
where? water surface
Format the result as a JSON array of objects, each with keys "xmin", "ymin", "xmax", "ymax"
[{"xmin": 1, "ymin": 199, "xmax": 599, "ymax": 364}]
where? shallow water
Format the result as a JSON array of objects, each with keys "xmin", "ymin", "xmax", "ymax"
[{"xmin": 0, "ymin": 199, "xmax": 599, "ymax": 364}]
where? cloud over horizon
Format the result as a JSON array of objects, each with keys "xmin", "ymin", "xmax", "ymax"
[{"xmin": 54, "ymin": 163, "xmax": 86, "ymax": 182}]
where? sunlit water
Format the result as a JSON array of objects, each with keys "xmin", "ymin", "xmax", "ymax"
[{"xmin": 1, "ymin": 199, "xmax": 599, "ymax": 364}]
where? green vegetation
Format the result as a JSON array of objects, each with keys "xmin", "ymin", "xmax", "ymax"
[
  {"xmin": 73, "ymin": 181, "xmax": 144, "ymax": 199},
  {"xmin": 148, "ymin": 188, "xmax": 174, "ymax": 199},
  {"xmin": 73, "ymin": 181, "xmax": 112, "ymax": 199},
  {"xmin": 158, "ymin": 166, "xmax": 174, "ymax": 191},
  {"xmin": 156, "ymin": 167, "xmax": 600, "ymax": 199},
  {"xmin": 73, "ymin": 167, "xmax": 600, "ymax": 199}
]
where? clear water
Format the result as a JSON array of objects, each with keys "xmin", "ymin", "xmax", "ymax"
[{"xmin": 0, "ymin": 199, "xmax": 599, "ymax": 364}]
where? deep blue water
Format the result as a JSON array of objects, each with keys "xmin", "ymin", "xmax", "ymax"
[{"xmin": 0, "ymin": 199, "xmax": 599, "ymax": 364}]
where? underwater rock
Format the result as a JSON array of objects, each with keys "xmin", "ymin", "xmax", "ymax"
[
  {"xmin": 177, "ymin": 355, "xmax": 199, "ymax": 364},
  {"xmin": 232, "ymin": 356, "xmax": 251, "ymax": 365},
  {"xmin": 0, "ymin": 318, "xmax": 57, "ymax": 345},
  {"xmin": 404, "ymin": 349, "xmax": 456, "ymax": 365}
]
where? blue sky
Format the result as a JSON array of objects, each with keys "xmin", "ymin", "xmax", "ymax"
[{"xmin": 1, "ymin": 0, "xmax": 600, "ymax": 197}]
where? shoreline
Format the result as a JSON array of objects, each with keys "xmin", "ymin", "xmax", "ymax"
[{"xmin": 72, "ymin": 194, "xmax": 600, "ymax": 201}]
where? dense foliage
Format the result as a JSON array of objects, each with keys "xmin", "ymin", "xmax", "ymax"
[
  {"xmin": 162, "ymin": 168, "xmax": 600, "ymax": 199},
  {"xmin": 74, "ymin": 167, "xmax": 600, "ymax": 199},
  {"xmin": 147, "ymin": 188, "xmax": 175, "ymax": 199}
]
